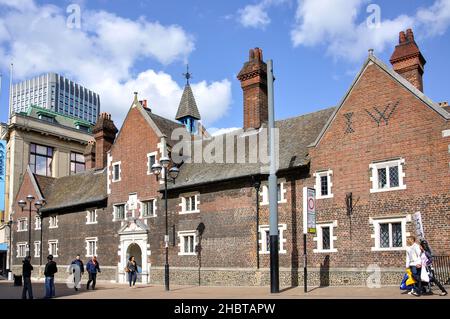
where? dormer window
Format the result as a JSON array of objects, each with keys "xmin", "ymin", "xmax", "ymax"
[{"xmin": 38, "ymin": 114, "xmax": 55, "ymax": 123}]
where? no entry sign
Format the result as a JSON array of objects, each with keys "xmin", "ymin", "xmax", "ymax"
[{"xmin": 303, "ymin": 187, "xmax": 316, "ymax": 234}]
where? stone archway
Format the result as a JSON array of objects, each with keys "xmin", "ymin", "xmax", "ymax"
[{"xmin": 126, "ymin": 243, "xmax": 142, "ymax": 282}]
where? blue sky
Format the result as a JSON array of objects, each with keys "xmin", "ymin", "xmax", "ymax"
[{"xmin": 0, "ymin": 0, "xmax": 449, "ymax": 132}]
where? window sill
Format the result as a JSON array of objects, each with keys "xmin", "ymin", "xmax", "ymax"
[
  {"xmin": 86, "ymin": 222, "xmax": 98, "ymax": 225},
  {"xmin": 371, "ymin": 247, "xmax": 406, "ymax": 252},
  {"xmin": 112, "ymin": 179, "xmax": 121, "ymax": 183},
  {"xmin": 142, "ymin": 215, "xmax": 157, "ymax": 219},
  {"xmin": 180, "ymin": 210, "xmax": 200, "ymax": 215},
  {"xmin": 259, "ymin": 251, "xmax": 287, "ymax": 255},
  {"xmin": 17, "ymin": 230, "xmax": 27, "ymax": 232},
  {"xmin": 370, "ymin": 185, "xmax": 406, "ymax": 193},
  {"xmin": 178, "ymin": 252, "xmax": 197, "ymax": 256},
  {"xmin": 316, "ymin": 194, "xmax": 334, "ymax": 199},
  {"xmin": 34, "ymin": 228, "xmax": 41, "ymax": 231},
  {"xmin": 49, "ymin": 226, "xmax": 58, "ymax": 229},
  {"xmin": 260, "ymin": 201, "xmax": 287, "ymax": 206},
  {"xmin": 313, "ymin": 249, "xmax": 338, "ymax": 253}
]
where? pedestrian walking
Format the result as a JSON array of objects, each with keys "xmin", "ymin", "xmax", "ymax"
[
  {"xmin": 21, "ymin": 256, "xmax": 33, "ymax": 299},
  {"xmin": 406, "ymin": 236, "xmax": 422, "ymax": 296},
  {"xmin": 44, "ymin": 255, "xmax": 58, "ymax": 298},
  {"xmin": 126, "ymin": 256, "xmax": 138, "ymax": 288},
  {"xmin": 86, "ymin": 256, "xmax": 101, "ymax": 290},
  {"xmin": 419, "ymin": 239, "xmax": 448, "ymax": 296},
  {"xmin": 71, "ymin": 254, "xmax": 84, "ymax": 291}
]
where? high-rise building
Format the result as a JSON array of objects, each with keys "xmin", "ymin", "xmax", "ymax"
[{"xmin": 9, "ymin": 73, "xmax": 100, "ymax": 125}]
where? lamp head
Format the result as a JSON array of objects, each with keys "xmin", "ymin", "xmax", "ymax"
[
  {"xmin": 26, "ymin": 194, "xmax": 35, "ymax": 202},
  {"xmin": 18, "ymin": 200, "xmax": 26, "ymax": 208},
  {"xmin": 169, "ymin": 166, "xmax": 179, "ymax": 180},
  {"xmin": 151, "ymin": 162, "xmax": 162, "ymax": 176}
]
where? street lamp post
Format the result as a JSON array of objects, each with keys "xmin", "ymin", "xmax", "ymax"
[
  {"xmin": 151, "ymin": 157, "xmax": 179, "ymax": 291},
  {"xmin": 34, "ymin": 200, "xmax": 46, "ymax": 277}
]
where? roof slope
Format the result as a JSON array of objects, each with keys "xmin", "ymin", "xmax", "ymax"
[
  {"xmin": 169, "ymin": 107, "xmax": 335, "ymax": 189},
  {"xmin": 39, "ymin": 169, "xmax": 107, "ymax": 213},
  {"xmin": 145, "ymin": 110, "xmax": 185, "ymax": 146},
  {"xmin": 175, "ymin": 84, "xmax": 201, "ymax": 120}
]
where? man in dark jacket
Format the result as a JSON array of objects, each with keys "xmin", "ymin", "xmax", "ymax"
[
  {"xmin": 21, "ymin": 256, "xmax": 33, "ymax": 299},
  {"xmin": 71, "ymin": 254, "xmax": 84, "ymax": 291},
  {"xmin": 86, "ymin": 256, "xmax": 101, "ymax": 290},
  {"xmin": 44, "ymin": 255, "xmax": 58, "ymax": 298}
]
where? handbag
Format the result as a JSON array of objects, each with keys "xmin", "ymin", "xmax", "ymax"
[{"xmin": 124, "ymin": 266, "xmax": 130, "ymax": 273}]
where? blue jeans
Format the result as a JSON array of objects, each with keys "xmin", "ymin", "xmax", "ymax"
[
  {"xmin": 45, "ymin": 276, "xmax": 55, "ymax": 298},
  {"xmin": 409, "ymin": 266, "xmax": 422, "ymax": 294},
  {"xmin": 128, "ymin": 271, "xmax": 137, "ymax": 286}
]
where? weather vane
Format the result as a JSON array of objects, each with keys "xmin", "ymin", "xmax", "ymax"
[{"xmin": 183, "ymin": 64, "xmax": 192, "ymax": 84}]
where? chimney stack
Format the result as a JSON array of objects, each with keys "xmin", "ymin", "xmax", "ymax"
[
  {"xmin": 83, "ymin": 140, "xmax": 96, "ymax": 170},
  {"xmin": 237, "ymin": 47, "xmax": 268, "ymax": 130},
  {"xmin": 390, "ymin": 28, "xmax": 426, "ymax": 92},
  {"xmin": 92, "ymin": 112, "xmax": 118, "ymax": 169}
]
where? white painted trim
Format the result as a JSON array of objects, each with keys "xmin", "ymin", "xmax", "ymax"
[
  {"xmin": 34, "ymin": 215, "xmax": 41, "ymax": 230},
  {"xmin": 258, "ymin": 224, "xmax": 287, "ymax": 254},
  {"xmin": 85, "ymin": 237, "xmax": 98, "ymax": 257},
  {"xmin": 313, "ymin": 221, "xmax": 338, "ymax": 253},
  {"xmin": 140, "ymin": 198, "xmax": 157, "ymax": 218},
  {"xmin": 107, "ymin": 153, "xmax": 112, "ymax": 194},
  {"xmin": 314, "ymin": 170, "xmax": 334, "ymax": 199},
  {"xmin": 49, "ymin": 215, "xmax": 58, "ymax": 229},
  {"xmin": 260, "ymin": 183, "xmax": 287, "ymax": 206},
  {"xmin": 112, "ymin": 161, "xmax": 122, "ymax": 182},
  {"xmin": 177, "ymin": 230, "xmax": 197, "ymax": 255},
  {"xmin": 179, "ymin": 194, "xmax": 200, "ymax": 214},
  {"xmin": 113, "ymin": 203, "xmax": 126, "ymax": 222},
  {"xmin": 17, "ymin": 242, "xmax": 27, "ymax": 258},
  {"xmin": 48, "ymin": 239, "xmax": 59, "ymax": 257},
  {"xmin": 86, "ymin": 210, "xmax": 98, "ymax": 225},
  {"xmin": 369, "ymin": 158, "xmax": 406, "ymax": 193},
  {"xmin": 17, "ymin": 218, "xmax": 28, "ymax": 232},
  {"xmin": 370, "ymin": 216, "xmax": 407, "ymax": 250},
  {"xmin": 442, "ymin": 129, "xmax": 450, "ymax": 138},
  {"xmin": 34, "ymin": 241, "xmax": 41, "ymax": 258},
  {"xmin": 146, "ymin": 151, "xmax": 158, "ymax": 175}
]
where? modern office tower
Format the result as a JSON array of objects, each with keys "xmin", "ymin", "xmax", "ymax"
[{"xmin": 9, "ymin": 73, "xmax": 100, "ymax": 124}]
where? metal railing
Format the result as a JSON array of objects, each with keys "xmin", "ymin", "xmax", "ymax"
[{"xmin": 432, "ymin": 256, "xmax": 450, "ymax": 285}]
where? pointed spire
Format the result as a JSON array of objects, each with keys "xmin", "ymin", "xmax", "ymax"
[{"xmin": 175, "ymin": 66, "xmax": 201, "ymax": 121}]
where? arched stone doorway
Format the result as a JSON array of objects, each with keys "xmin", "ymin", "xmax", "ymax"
[{"xmin": 126, "ymin": 243, "xmax": 142, "ymax": 282}]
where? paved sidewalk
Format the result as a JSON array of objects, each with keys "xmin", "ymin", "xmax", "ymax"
[{"xmin": 1, "ymin": 280, "xmax": 449, "ymax": 299}]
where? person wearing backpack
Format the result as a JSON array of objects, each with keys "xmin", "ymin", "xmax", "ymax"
[{"xmin": 420, "ymin": 240, "xmax": 447, "ymax": 296}]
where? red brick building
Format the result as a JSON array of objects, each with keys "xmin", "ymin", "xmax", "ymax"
[{"xmin": 11, "ymin": 29, "xmax": 450, "ymax": 287}]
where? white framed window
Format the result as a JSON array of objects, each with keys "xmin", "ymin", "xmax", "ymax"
[
  {"xmin": 147, "ymin": 152, "xmax": 157, "ymax": 175},
  {"xmin": 260, "ymin": 183, "xmax": 287, "ymax": 205},
  {"xmin": 178, "ymin": 230, "xmax": 197, "ymax": 255},
  {"xmin": 313, "ymin": 221, "xmax": 338, "ymax": 253},
  {"xmin": 369, "ymin": 159, "xmax": 406, "ymax": 193},
  {"xmin": 85, "ymin": 237, "xmax": 98, "ymax": 257},
  {"xmin": 370, "ymin": 216, "xmax": 409, "ymax": 251},
  {"xmin": 34, "ymin": 241, "xmax": 41, "ymax": 258},
  {"xmin": 112, "ymin": 161, "xmax": 121, "ymax": 182},
  {"xmin": 48, "ymin": 240, "xmax": 59, "ymax": 257},
  {"xmin": 49, "ymin": 215, "xmax": 58, "ymax": 228},
  {"xmin": 17, "ymin": 218, "xmax": 28, "ymax": 232},
  {"xmin": 141, "ymin": 199, "xmax": 156, "ymax": 217},
  {"xmin": 113, "ymin": 204, "xmax": 125, "ymax": 221},
  {"xmin": 86, "ymin": 210, "xmax": 98, "ymax": 224},
  {"xmin": 258, "ymin": 224, "xmax": 287, "ymax": 254},
  {"xmin": 314, "ymin": 170, "xmax": 333, "ymax": 199},
  {"xmin": 17, "ymin": 242, "xmax": 27, "ymax": 258},
  {"xmin": 35, "ymin": 215, "xmax": 41, "ymax": 230},
  {"xmin": 180, "ymin": 195, "xmax": 200, "ymax": 214}
]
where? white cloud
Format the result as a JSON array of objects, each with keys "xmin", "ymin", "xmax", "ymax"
[
  {"xmin": 291, "ymin": 0, "xmax": 450, "ymax": 62},
  {"xmin": 237, "ymin": 0, "xmax": 289, "ymax": 29},
  {"xmin": 0, "ymin": 1, "xmax": 232, "ymax": 127},
  {"xmin": 238, "ymin": 3, "xmax": 271, "ymax": 29}
]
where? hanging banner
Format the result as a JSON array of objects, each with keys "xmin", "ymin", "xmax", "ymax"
[
  {"xmin": 303, "ymin": 187, "xmax": 316, "ymax": 234},
  {"xmin": 0, "ymin": 140, "xmax": 6, "ymax": 217},
  {"xmin": 412, "ymin": 212, "xmax": 425, "ymax": 240}
]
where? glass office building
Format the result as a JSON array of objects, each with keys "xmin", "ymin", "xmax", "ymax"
[{"xmin": 10, "ymin": 73, "xmax": 100, "ymax": 124}]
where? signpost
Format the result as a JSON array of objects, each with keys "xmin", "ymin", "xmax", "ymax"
[
  {"xmin": 412, "ymin": 212, "xmax": 425, "ymax": 240},
  {"xmin": 302, "ymin": 187, "xmax": 316, "ymax": 293}
]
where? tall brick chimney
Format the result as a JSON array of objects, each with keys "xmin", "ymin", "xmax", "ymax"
[
  {"xmin": 83, "ymin": 140, "xmax": 96, "ymax": 170},
  {"xmin": 237, "ymin": 47, "xmax": 268, "ymax": 130},
  {"xmin": 390, "ymin": 28, "xmax": 426, "ymax": 92},
  {"xmin": 92, "ymin": 112, "xmax": 118, "ymax": 169}
]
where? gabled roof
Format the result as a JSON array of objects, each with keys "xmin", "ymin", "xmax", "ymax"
[
  {"xmin": 145, "ymin": 110, "xmax": 184, "ymax": 146},
  {"xmin": 175, "ymin": 84, "xmax": 201, "ymax": 120},
  {"xmin": 309, "ymin": 54, "xmax": 450, "ymax": 148}
]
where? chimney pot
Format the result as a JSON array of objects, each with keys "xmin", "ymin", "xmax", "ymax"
[
  {"xmin": 92, "ymin": 112, "xmax": 118, "ymax": 169},
  {"xmin": 399, "ymin": 31, "xmax": 406, "ymax": 43}
]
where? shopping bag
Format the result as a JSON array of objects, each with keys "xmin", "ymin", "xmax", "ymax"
[
  {"xmin": 420, "ymin": 267, "xmax": 430, "ymax": 283},
  {"xmin": 405, "ymin": 268, "xmax": 416, "ymax": 286},
  {"xmin": 400, "ymin": 274, "xmax": 410, "ymax": 290}
]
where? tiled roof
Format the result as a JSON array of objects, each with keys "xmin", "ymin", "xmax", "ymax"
[
  {"xmin": 39, "ymin": 169, "xmax": 107, "ymax": 213},
  {"xmin": 145, "ymin": 110, "xmax": 185, "ymax": 146},
  {"xmin": 168, "ymin": 107, "xmax": 335, "ymax": 190},
  {"xmin": 175, "ymin": 84, "xmax": 201, "ymax": 120}
]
